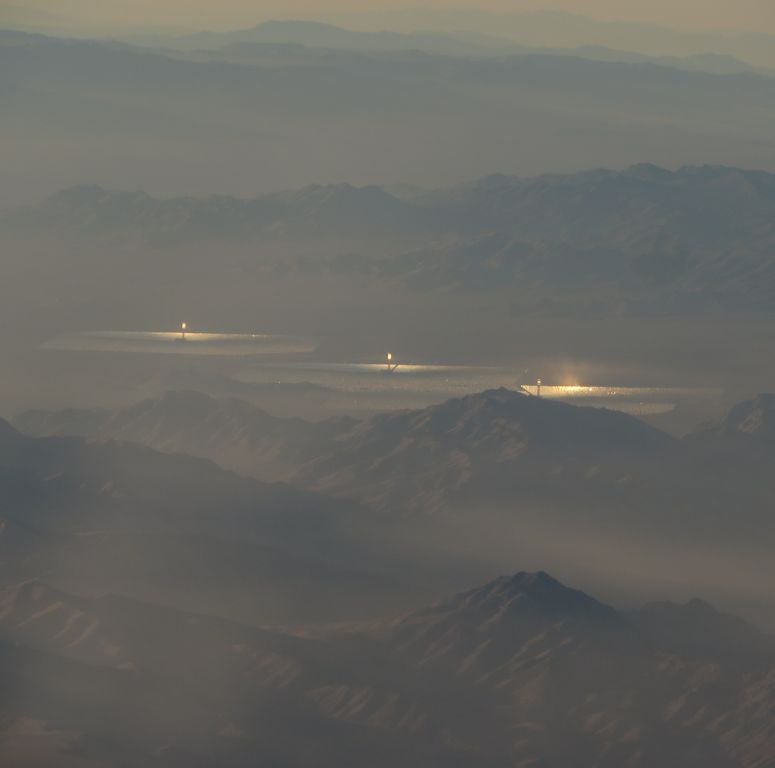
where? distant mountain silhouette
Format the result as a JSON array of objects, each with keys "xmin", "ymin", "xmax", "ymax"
[
  {"xmin": 141, "ymin": 20, "xmax": 775, "ymax": 77},
  {"xmin": 421, "ymin": 164, "xmax": 775, "ymax": 245},
  {"xmin": 14, "ymin": 164, "xmax": 775, "ymax": 246},
  {"xmin": 175, "ymin": 19, "xmax": 518, "ymax": 57},
  {"xmin": 9, "ymin": 164, "xmax": 775, "ymax": 309},
  {"xmin": 12, "ymin": 180, "xmax": 431, "ymax": 241},
  {"xmin": 6, "ymin": 28, "xmax": 775, "ymax": 210}
]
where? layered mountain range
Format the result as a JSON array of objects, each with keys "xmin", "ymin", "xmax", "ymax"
[
  {"xmin": 8, "ymin": 164, "xmax": 775, "ymax": 311},
  {"xmin": 5, "ymin": 27, "xmax": 775, "ymax": 207},
  {"xmin": 0, "ymin": 416, "xmax": 416, "ymax": 625},
  {"xmin": 2, "ymin": 570, "xmax": 774, "ymax": 767},
  {"xmin": 14, "ymin": 387, "xmax": 671, "ymax": 507},
  {"xmin": 5, "ymin": 13, "xmax": 775, "ymax": 767},
  {"xmin": 6, "ymin": 389, "xmax": 775, "ymax": 764},
  {"xmin": 17, "ymin": 387, "xmax": 775, "ymax": 515},
  {"xmin": 15, "ymin": 388, "xmax": 775, "ymax": 623},
  {"xmin": 11, "ymin": 164, "xmax": 775, "ymax": 246}
]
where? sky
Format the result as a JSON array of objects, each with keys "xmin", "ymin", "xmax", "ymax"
[{"xmin": 4, "ymin": 0, "xmax": 775, "ymax": 35}]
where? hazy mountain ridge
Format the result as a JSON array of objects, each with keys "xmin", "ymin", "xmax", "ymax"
[
  {"xmin": 6, "ymin": 391, "xmax": 775, "ymax": 763},
  {"xmin": 690, "ymin": 393, "xmax": 775, "ymax": 448},
  {"xmin": 420, "ymin": 164, "xmax": 775, "ymax": 245},
  {"xmin": 6, "ymin": 7, "xmax": 775, "ymax": 766},
  {"xmin": 0, "ymin": 417, "xmax": 412, "ymax": 625},
  {"xmin": 7, "ymin": 28, "xmax": 775, "ymax": 311},
  {"xmin": 6, "ymin": 28, "xmax": 775, "ymax": 206},
  {"xmin": 16, "ymin": 390, "xmax": 354, "ymax": 479},
  {"xmin": 172, "ymin": 18, "xmax": 519, "ymax": 57},
  {"xmin": 148, "ymin": 19, "xmax": 775, "ymax": 78},
  {"xmin": 2, "ymin": 570, "xmax": 774, "ymax": 767},
  {"xmin": 7, "ymin": 181, "xmax": 432, "ymax": 241},
  {"xmin": 294, "ymin": 387, "xmax": 674, "ymax": 513},
  {"xmin": 8, "ymin": 164, "xmax": 775, "ymax": 310},
  {"xmin": 312, "ymin": 9, "xmax": 775, "ymax": 69},
  {"xmin": 15, "ymin": 387, "xmax": 674, "ymax": 514},
  {"xmin": 18, "ymin": 387, "xmax": 775, "ymax": 619},
  {"xmin": 20, "ymin": 162, "xmax": 775, "ymax": 244}
]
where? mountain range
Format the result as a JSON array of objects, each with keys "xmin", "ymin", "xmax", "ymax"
[
  {"xmin": 16, "ymin": 387, "xmax": 775, "ymax": 625},
  {"xmin": 18, "ymin": 386, "xmax": 775, "ymax": 513},
  {"xmin": 2, "ymin": 570, "xmax": 774, "ymax": 767},
  {"xmin": 140, "ymin": 19, "xmax": 775, "ymax": 78},
  {"xmin": 14, "ymin": 387, "xmax": 673, "ymax": 511},
  {"xmin": 6, "ymin": 10, "xmax": 775, "ymax": 766},
  {"xmin": 14, "ymin": 163, "xmax": 775, "ymax": 245},
  {"xmin": 6, "ymin": 388, "xmax": 775, "ymax": 763},
  {"xmin": 8, "ymin": 164, "xmax": 775, "ymax": 311},
  {"xmin": 5, "ymin": 28, "xmax": 775, "ymax": 205},
  {"xmin": 0, "ymin": 416, "xmax": 417, "ymax": 625}
]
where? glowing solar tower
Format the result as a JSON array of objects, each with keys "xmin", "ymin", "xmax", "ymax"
[
  {"xmin": 536, "ymin": 378, "xmax": 542, "ymax": 397},
  {"xmin": 180, "ymin": 322, "xmax": 187, "ymax": 341}
]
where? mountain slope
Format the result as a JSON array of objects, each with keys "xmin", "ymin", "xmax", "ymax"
[
  {"xmin": 8, "ymin": 181, "xmax": 431, "ymax": 242},
  {"xmin": 10, "ymin": 164, "xmax": 775, "ymax": 247},
  {"xmin": 0, "ymin": 418, "xmax": 409, "ymax": 624},
  {"xmin": 295, "ymin": 388, "xmax": 673, "ymax": 513},
  {"xmin": 690, "ymin": 393, "xmax": 775, "ymax": 448},
  {"xmin": 420, "ymin": 163, "xmax": 775, "ymax": 247},
  {"xmin": 389, "ymin": 571, "xmax": 629, "ymax": 675},
  {"xmin": 16, "ymin": 390, "xmax": 353, "ymax": 480},
  {"xmin": 20, "ymin": 389, "xmax": 775, "ymax": 617},
  {"xmin": 8, "ymin": 163, "xmax": 775, "ymax": 311},
  {"xmin": 3, "ymin": 571, "xmax": 775, "ymax": 767},
  {"xmin": 16, "ymin": 388, "xmax": 674, "ymax": 515}
]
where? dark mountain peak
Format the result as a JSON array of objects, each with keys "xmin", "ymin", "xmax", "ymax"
[
  {"xmin": 392, "ymin": 571, "xmax": 628, "ymax": 678},
  {"xmin": 684, "ymin": 596, "xmax": 718, "ymax": 614},
  {"xmin": 295, "ymin": 388, "xmax": 674, "ymax": 514},
  {"xmin": 440, "ymin": 386, "xmax": 525, "ymax": 411},
  {"xmin": 691, "ymin": 393, "xmax": 775, "ymax": 446},
  {"xmin": 446, "ymin": 570, "xmax": 618, "ymax": 622},
  {"xmin": 400, "ymin": 570, "xmax": 621, "ymax": 631},
  {"xmin": 393, "ymin": 386, "xmax": 671, "ymax": 455},
  {"xmin": 503, "ymin": 569, "xmax": 561, "ymax": 588},
  {"xmin": 723, "ymin": 393, "xmax": 775, "ymax": 435}
]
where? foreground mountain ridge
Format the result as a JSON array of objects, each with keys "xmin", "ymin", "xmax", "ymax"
[{"xmin": 2, "ymin": 569, "xmax": 774, "ymax": 767}]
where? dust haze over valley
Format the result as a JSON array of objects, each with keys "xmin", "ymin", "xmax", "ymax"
[{"xmin": 4, "ymin": 3, "xmax": 775, "ymax": 767}]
